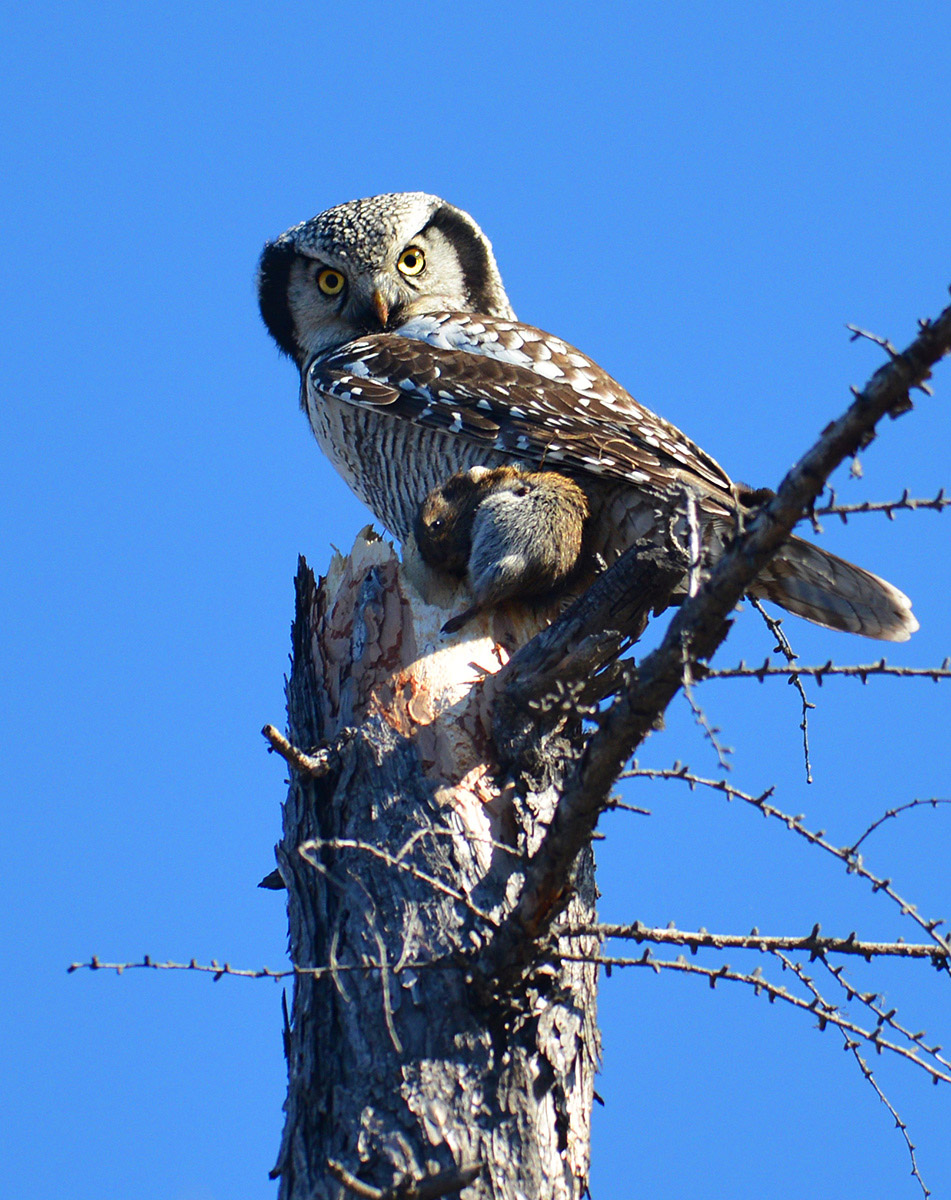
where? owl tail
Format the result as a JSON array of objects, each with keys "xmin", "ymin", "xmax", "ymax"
[{"xmin": 750, "ymin": 535, "xmax": 918, "ymax": 642}]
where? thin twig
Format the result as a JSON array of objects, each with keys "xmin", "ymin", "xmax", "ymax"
[
  {"xmin": 619, "ymin": 765, "xmax": 951, "ymax": 960},
  {"xmin": 815, "ymin": 487, "xmax": 948, "ymax": 522},
  {"xmin": 813, "ymin": 955, "xmax": 951, "ymax": 1074},
  {"xmin": 604, "ymin": 798, "xmax": 652, "ymax": 816},
  {"xmin": 67, "ymin": 954, "xmax": 449, "ymax": 982},
  {"xmin": 291, "ymin": 1158, "xmax": 484, "ymax": 1200},
  {"xmin": 841, "ymin": 1042, "xmax": 931, "ymax": 1198},
  {"xmin": 558, "ymin": 949, "xmax": 951, "ymax": 1085},
  {"xmin": 847, "ymin": 323, "xmax": 905, "ymax": 361},
  {"xmin": 402, "ymin": 1163, "xmax": 483, "ymax": 1200},
  {"xmin": 849, "ymin": 798, "xmax": 951, "ymax": 854},
  {"xmin": 566, "ymin": 921, "xmax": 949, "ymax": 964},
  {"xmin": 681, "ymin": 662, "xmax": 733, "ymax": 770},
  {"xmin": 298, "ymin": 837, "xmax": 499, "ymax": 927},
  {"xmin": 749, "ymin": 598, "xmax": 814, "ymax": 783},
  {"xmin": 772, "ymin": 951, "xmax": 932, "ymax": 1196},
  {"xmin": 703, "ymin": 659, "xmax": 951, "ymax": 684},
  {"xmin": 326, "ymin": 1159, "xmax": 384, "ymax": 1199},
  {"xmin": 367, "ymin": 916, "xmax": 403, "ymax": 1055}
]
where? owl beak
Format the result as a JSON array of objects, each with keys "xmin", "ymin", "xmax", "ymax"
[{"xmin": 371, "ymin": 288, "xmax": 390, "ymax": 329}]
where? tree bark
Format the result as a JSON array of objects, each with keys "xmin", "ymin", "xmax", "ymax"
[{"xmin": 272, "ymin": 531, "xmax": 600, "ymax": 1200}]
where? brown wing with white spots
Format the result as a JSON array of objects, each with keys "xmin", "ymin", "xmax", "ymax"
[{"xmin": 307, "ymin": 311, "xmax": 734, "ymax": 503}]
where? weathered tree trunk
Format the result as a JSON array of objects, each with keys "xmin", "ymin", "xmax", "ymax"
[{"xmin": 271, "ymin": 530, "xmax": 600, "ymax": 1200}]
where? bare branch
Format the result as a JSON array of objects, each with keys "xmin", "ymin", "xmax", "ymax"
[
  {"xmin": 815, "ymin": 487, "xmax": 949, "ymax": 522},
  {"xmin": 558, "ymin": 949, "xmax": 951, "ymax": 1085},
  {"xmin": 849, "ymin": 798, "xmax": 951, "ymax": 854},
  {"xmin": 69, "ymin": 916, "xmax": 951, "ymax": 978},
  {"xmin": 619, "ymin": 765, "xmax": 951, "ymax": 959},
  {"xmin": 566, "ymin": 922, "xmax": 949, "ymax": 965},
  {"xmin": 703, "ymin": 659, "xmax": 951, "ymax": 684},
  {"xmin": 478, "ymin": 297, "xmax": 951, "ymax": 988},
  {"xmin": 749, "ymin": 598, "xmax": 814, "ymax": 783},
  {"xmin": 619, "ymin": 762, "xmax": 775, "ymax": 803}
]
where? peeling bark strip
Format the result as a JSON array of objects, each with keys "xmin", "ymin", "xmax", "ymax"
[{"xmin": 273, "ymin": 533, "xmax": 601, "ymax": 1200}]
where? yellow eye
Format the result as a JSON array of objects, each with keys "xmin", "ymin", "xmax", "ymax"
[
  {"xmin": 317, "ymin": 268, "xmax": 346, "ymax": 296},
  {"xmin": 397, "ymin": 246, "xmax": 426, "ymax": 277}
]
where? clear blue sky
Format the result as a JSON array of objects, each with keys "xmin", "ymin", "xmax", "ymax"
[{"xmin": 3, "ymin": 5, "xmax": 950, "ymax": 1197}]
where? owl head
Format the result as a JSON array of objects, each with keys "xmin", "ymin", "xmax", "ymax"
[{"xmin": 257, "ymin": 192, "xmax": 516, "ymax": 366}]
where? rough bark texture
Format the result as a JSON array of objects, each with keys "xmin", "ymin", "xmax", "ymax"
[{"xmin": 272, "ymin": 530, "xmax": 600, "ymax": 1200}]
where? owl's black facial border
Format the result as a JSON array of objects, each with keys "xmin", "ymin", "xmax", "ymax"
[
  {"xmin": 257, "ymin": 240, "xmax": 300, "ymax": 361},
  {"xmin": 420, "ymin": 206, "xmax": 496, "ymax": 314}
]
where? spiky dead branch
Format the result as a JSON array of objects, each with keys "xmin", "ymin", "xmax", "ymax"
[{"xmin": 478, "ymin": 296, "xmax": 951, "ymax": 987}]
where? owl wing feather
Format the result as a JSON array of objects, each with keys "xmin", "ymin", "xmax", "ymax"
[
  {"xmin": 308, "ymin": 312, "xmax": 735, "ymax": 505},
  {"xmin": 307, "ymin": 313, "xmax": 918, "ymax": 642}
]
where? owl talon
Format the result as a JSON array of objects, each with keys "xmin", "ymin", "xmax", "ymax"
[{"xmin": 441, "ymin": 607, "xmax": 479, "ymax": 635}]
